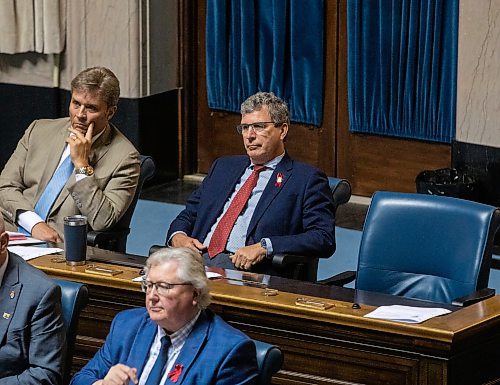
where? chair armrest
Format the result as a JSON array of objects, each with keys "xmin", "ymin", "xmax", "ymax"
[
  {"xmin": 451, "ymin": 287, "xmax": 495, "ymax": 307},
  {"xmin": 271, "ymin": 253, "xmax": 310, "ymax": 268},
  {"xmin": 149, "ymin": 244, "xmax": 166, "ymax": 256},
  {"xmin": 316, "ymin": 271, "xmax": 356, "ymax": 287},
  {"xmin": 87, "ymin": 229, "xmax": 130, "ymax": 246}
]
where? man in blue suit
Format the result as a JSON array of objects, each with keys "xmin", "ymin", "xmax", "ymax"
[
  {"xmin": 168, "ymin": 92, "xmax": 335, "ymax": 276},
  {"xmin": 0, "ymin": 216, "xmax": 65, "ymax": 384},
  {"xmin": 70, "ymin": 247, "xmax": 258, "ymax": 385}
]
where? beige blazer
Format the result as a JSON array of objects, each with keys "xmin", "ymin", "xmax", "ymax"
[{"xmin": 0, "ymin": 118, "xmax": 140, "ymax": 238}]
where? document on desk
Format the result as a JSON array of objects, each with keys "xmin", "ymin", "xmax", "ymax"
[
  {"xmin": 8, "ymin": 245, "xmax": 63, "ymax": 261},
  {"xmin": 364, "ymin": 305, "xmax": 451, "ymax": 323},
  {"xmin": 7, "ymin": 231, "xmax": 45, "ymax": 245}
]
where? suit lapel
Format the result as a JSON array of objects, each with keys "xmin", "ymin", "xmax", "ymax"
[
  {"xmin": 165, "ymin": 311, "xmax": 210, "ymax": 384},
  {"xmin": 36, "ymin": 125, "xmax": 68, "ymax": 203},
  {"xmin": 127, "ymin": 318, "xmax": 157, "ymax": 379},
  {"xmin": 247, "ymin": 154, "xmax": 293, "ymax": 236},
  {"xmin": 200, "ymin": 158, "xmax": 249, "ymax": 239},
  {"xmin": 88, "ymin": 123, "xmax": 114, "ymax": 166},
  {"xmin": 0, "ymin": 255, "xmax": 21, "ymax": 345}
]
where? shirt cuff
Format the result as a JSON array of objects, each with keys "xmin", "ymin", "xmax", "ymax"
[
  {"xmin": 17, "ymin": 210, "xmax": 44, "ymax": 234},
  {"xmin": 75, "ymin": 173, "xmax": 87, "ymax": 182},
  {"xmin": 168, "ymin": 231, "xmax": 187, "ymax": 246},
  {"xmin": 262, "ymin": 237, "xmax": 273, "ymax": 258}
]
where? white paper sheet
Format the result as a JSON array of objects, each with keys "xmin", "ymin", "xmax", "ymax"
[
  {"xmin": 364, "ymin": 305, "xmax": 451, "ymax": 323},
  {"xmin": 7, "ymin": 231, "xmax": 45, "ymax": 246},
  {"xmin": 8, "ymin": 245, "xmax": 64, "ymax": 261}
]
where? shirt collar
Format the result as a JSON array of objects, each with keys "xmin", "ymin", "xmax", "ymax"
[
  {"xmin": 251, "ymin": 152, "xmax": 285, "ymax": 171},
  {"xmin": 158, "ymin": 310, "xmax": 201, "ymax": 347},
  {"xmin": 91, "ymin": 125, "xmax": 106, "ymax": 144}
]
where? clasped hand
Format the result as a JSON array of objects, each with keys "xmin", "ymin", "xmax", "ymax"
[
  {"xmin": 230, "ymin": 243, "xmax": 266, "ymax": 270},
  {"xmin": 171, "ymin": 234, "xmax": 266, "ymax": 270}
]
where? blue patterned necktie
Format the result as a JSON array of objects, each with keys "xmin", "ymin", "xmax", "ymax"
[
  {"xmin": 145, "ymin": 335, "xmax": 171, "ymax": 385},
  {"xmin": 18, "ymin": 155, "xmax": 74, "ymax": 234},
  {"xmin": 35, "ymin": 155, "xmax": 74, "ymax": 220}
]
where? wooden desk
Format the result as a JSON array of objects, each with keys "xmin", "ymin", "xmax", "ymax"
[{"xmin": 31, "ymin": 252, "xmax": 500, "ymax": 385}]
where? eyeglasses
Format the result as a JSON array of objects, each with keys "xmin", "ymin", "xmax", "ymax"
[
  {"xmin": 141, "ymin": 280, "xmax": 192, "ymax": 296},
  {"xmin": 236, "ymin": 121, "xmax": 282, "ymax": 135}
]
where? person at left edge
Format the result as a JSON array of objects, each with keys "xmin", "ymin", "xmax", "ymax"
[
  {"xmin": 70, "ymin": 247, "xmax": 258, "ymax": 385},
  {"xmin": 0, "ymin": 214, "xmax": 66, "ymax": 384},
  {"xmin": 0, "ymin": 66, "xmax": 140, "ymax": 242}
]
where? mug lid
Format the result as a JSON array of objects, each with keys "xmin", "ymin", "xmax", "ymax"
[{"xmin": 64, "ymin": 215, "xmax": 87, "ymax": 226}]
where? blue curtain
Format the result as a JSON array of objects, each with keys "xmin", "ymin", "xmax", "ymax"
[
  {"xmin": 347, "ymin": 0, "xmax": 458, "ymax": 143},
  {"xmin": 206, "ymin": 0, "xmax": 324, "ymax": 126}
]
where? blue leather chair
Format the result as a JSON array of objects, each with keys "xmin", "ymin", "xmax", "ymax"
[
  {"xmin": 271, "ymin": 177, "xmax": 352, "ymax": 281},
  {"xmin": 254, "ymin": 340, "xmax": 283, "ymax": 385},
  {"xmin": 319, "ymin": 191, "xmax": 500, "ymax": 305},
  {"xmin": 87, "ymin": 155, "xmax": 156, "ymax": 252},
  {"xmin": 53, "ymin": 279, "xmax": 89, "ymax": 384}
]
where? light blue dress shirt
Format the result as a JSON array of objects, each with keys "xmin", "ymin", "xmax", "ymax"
[{"xmin": 203, "ymin": 153, "xmax": 285, "ymax": 254}]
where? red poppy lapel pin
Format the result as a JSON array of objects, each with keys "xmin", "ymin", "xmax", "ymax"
[
  {"xmin": 275, "ymin": 172, "xmax": 284, "ymax": 187},
  {"xmin": 168, "ymin": 364, "xmax": 183, "ymax": 383}
]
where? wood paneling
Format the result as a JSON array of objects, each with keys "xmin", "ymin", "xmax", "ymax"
[
  {"xmin": 192, "ymin": 0, "xmax": 337, "ymax": 175},
  {"xmin": 184, "ymin": 0, "xmax": 452, "ymax": 196}
]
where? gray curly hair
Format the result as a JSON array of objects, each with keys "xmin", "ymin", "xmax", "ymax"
[{"xmin": 240, "ymin": 92, "xmax": 289, "ymax": 125}]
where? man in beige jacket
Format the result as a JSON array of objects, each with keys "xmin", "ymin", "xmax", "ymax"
[{"xmin": 0, "ymin": 67, "xmax": 140, "ymax": 242}]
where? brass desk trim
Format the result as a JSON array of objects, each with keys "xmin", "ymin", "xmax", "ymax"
[{"xmin": 30, "ymin": 254, "xmax": 500, "ymax": 385}]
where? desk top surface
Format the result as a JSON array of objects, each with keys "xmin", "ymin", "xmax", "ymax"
[{"xmin": 29, "ymin": 251, "xmax": 500, "ymax": 345}]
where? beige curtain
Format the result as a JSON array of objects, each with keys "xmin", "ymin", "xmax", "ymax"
[{"xmin": 0, "ymin": 0, "xmax": 66, "ymax": 54}]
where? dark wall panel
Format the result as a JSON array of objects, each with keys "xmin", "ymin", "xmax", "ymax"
[{"xmin": 453, "ymin": 141, "xmax": 500, "ymax": 207}]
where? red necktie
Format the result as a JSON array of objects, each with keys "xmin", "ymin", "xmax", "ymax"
[{"xmin": 208, "ymin": 166, "xmax": 265, "ymax": 258}]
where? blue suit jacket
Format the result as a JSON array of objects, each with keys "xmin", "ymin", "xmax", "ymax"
[
  {"xmin": 70, "ymin": 308, "xmax": 258, "ymax": 385},
  {"xmin": 0, "ymin": 253, "xmax": 65, "ymax": 385},
  {"xmin": 167, "ymin": 154, "xmax": 336, "ymax": 274}
]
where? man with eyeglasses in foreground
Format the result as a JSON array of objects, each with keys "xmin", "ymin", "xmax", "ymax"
[
  {"xmin": 70, "ymin": 247, "xmax": 258, "ymax": 385},
  {"xmin": 167, "ymin": 92, "xmax": 335, "ymax": 277}
]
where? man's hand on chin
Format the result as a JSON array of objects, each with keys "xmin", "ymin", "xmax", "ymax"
[{"xmin": 31, "ymin": 222, "xmax": 63, "ymax": 243}]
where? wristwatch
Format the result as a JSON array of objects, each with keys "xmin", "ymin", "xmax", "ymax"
[{"xmin": 75, "ymin": 165, "xmax": 94, "ymax": 176}]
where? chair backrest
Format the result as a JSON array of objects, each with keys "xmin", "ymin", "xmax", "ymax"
[
  {"xmin": 53, "ymin": 279, "xmax": 89, "ymax": 384},
  {"xmin": 329, "ymin": 177, "xmax": 352, "ymax": 211},
  {"xmin": 295, "ymin": 178, "xmax": 352, "ymax": 281},
  {"xmin": 254, "ymin": 340, "xmax": 283, "ymax": 385},
  {"xmin": 356, "ymin": 191, "xmax": 500, "ymax": 303},
  {"xmin": 114, "ymin": 155, "xmax": 156, "ymax": 232},
  {"xmin": 87, "ymin": 155, "xmax": 156, "ymax": 252}
]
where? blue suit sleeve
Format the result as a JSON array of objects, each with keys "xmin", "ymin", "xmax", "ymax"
[
  {"xmin": 70, "ymin": 312, "xmax": 124, "ymax": 385},
  {"xmin": 270, "ymin": 169, "xmax": 336, "ymax": 258},
  {"xmin": 166, "ymin": 159, "xmax": 220, "ymax": 243}
]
